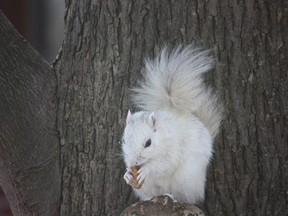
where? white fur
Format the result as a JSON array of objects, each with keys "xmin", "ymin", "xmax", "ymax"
[
  {"xmin": 122, "ymin": 45, "xmax": 222, "ymax": 204},
  {"xmin": 132, "ymin": 45, "xmax": 222, "ymax": 138}
]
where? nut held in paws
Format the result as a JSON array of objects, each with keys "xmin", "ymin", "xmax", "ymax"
[{"xmin": 129, "ymin": 165, "xmax": 144, "ymax": 189}]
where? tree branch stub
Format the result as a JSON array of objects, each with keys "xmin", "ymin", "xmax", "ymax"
[{"xmin": 120, "ymin": 195, "xmax": 205, "ymax": 216}]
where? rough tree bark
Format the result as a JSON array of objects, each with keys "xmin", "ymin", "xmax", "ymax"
[
  {"xmin": 0, "ymin": 0, "xmax": 287, "ymax": 216},
  {"xmin": 0, "ymin": 12, "xmax": 60, "ymax": 216}
]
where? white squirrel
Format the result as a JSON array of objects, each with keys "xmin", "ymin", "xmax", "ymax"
[{"xmin": 122, "ymin": 45, "xmax": 222, "ymax": 204}]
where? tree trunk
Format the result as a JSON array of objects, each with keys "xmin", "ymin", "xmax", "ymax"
[
  {"xmin": 0, "ymin": 12, "xmax": 60, "ymax": 216},
  {"xmin": 0, "ymin": 0, "xmax": 287, "ymax": 215}
]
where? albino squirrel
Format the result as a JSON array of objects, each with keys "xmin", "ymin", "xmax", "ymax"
[{"xmin": 122, "ymin": 45, "xmax": 222, "ymax": 204}]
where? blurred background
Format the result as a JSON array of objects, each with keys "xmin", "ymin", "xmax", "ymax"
[
  {"xmin": 0, "ymin": 0, "xmax": 65, "ymax": 62},
  {"xmin": 0, "ymin": 1, "xmax": 65, "ymax": 215}
]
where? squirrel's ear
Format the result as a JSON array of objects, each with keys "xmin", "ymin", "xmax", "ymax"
[
  {"xmin": 126, "ymin": 110, "xmax": 133, "ymax": 124},
  {"xmin": 148, "ymin": 112, "xmax": 156, "ymax": 129}
]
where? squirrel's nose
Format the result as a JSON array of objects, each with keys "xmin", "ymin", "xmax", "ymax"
[{"xmin": 130, "ymin": 161, "xmax": 137, "ymax": 166}]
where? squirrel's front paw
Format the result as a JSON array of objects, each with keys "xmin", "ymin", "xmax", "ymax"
[
  {"xmin": 123, "ymin": 168, "xmax": 132, "ymax": 184},
  {"xmin": 137, "ymin": 166, "xmax": 148, "ymax": 184}
]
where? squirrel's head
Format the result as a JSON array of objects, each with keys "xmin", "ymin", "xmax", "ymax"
[
  {"xmin": 122, "ymin": 110, "xmax": 180, "ymax": 168},
  {"xmin": 122, "ymin": 110, "xmax": 157, "ymax": 167},
  {"xmin": 122, "ymin": 111, "xmax": 180, "ymax": 167},
  {"xmin": 122, "ymin": 110, "xmax": 183, "ymax": 170}
]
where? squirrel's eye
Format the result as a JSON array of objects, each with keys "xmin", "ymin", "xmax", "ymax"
[{"xmin": 144, "ymin": 139, "xmax": 152, "ymax": 148}]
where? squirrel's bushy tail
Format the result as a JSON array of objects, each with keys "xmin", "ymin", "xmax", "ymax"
[{"xmin": 132, "ymin": 45, "xmax": 222, "ymax": 138}]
